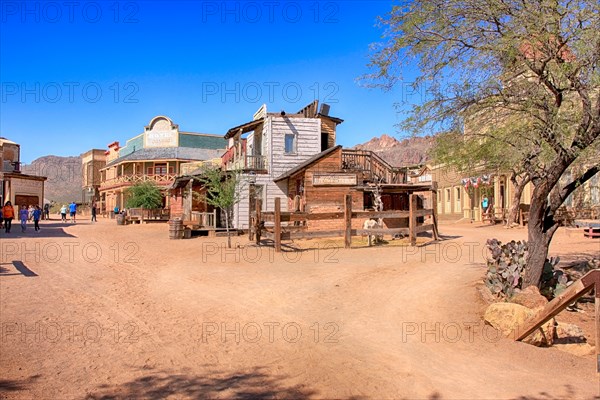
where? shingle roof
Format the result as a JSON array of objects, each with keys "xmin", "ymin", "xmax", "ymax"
[{"xmin": 105, "ymin": 147, "xmax": 224, "ymax": 167}]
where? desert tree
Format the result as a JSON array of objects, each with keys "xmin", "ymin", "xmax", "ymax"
[
  {"xmin": 365, "ymin": 0, "xmax": 600, "ymax": 287},
  {"xmin": 125, "ymin": 181, "xmax": 163, "ymax": 209},
  {"xmin": 194, "ymin": 166, "xmax": 244, "ymax": 249}
]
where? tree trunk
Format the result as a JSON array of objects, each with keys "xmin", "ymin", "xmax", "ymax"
[
  {"xmin": 225, "ymin": 208, "xmax": 231, "ymax": 249},
  {"xmin": 522, "ymin": 188, "xmax": 559, "ymax": 287},
  {"xmin": 505, "ymin": 173, "xmax": 530, "ymax": 227}
]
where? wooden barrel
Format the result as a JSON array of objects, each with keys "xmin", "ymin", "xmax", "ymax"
[
  {"xmin": 169, "ymin": 219, "xmax": 184, "ymax": 239},
  {"xmin": 116, "ymin": 214, "xmax": 125, "ymax": 225}
]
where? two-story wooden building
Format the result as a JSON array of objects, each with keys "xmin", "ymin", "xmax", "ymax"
[
  {"xmin": 221, "ymin": 101, "xmax": 343, "ymax": 230},
  {"xmin": 91, "ymin": 116, "xmax": 226, "ymax": 214}
]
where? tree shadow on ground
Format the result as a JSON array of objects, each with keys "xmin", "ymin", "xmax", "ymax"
[
  {"xmin": 401, "ymin": 387, "xmax": 599, "ymax": 400},
  {"xmin": 0, "ymin": 375, "xmax": 41, "ymax": 393},
  {"xmin": 84, "ymin": 367, "xmax": 319, "ymax": 399}
]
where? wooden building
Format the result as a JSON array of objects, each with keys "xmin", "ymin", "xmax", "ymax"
[
  {"xmin": 88, "ymin": 116, "xmax": 226, "ymax": 214},
  {"xmin": 273, "ymin": 145, "xmax": 432, "ymax": 233},
  {"xmin": 0, "ymin": 137, "xmax": 47, "ymax": 208},
  {"xmin": 222, "ymin": 101, "xmax": 344, "ymax": 230}
]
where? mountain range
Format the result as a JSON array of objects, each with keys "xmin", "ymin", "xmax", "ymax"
[
  {"xmin": 353, "ymin": 134, "xmax": 433, "ymax": 166},
  {"xmin": 22, "ymin": 155, "xmax": 82, "ymax": 203}
]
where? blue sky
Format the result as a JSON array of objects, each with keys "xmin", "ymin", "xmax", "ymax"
[{"xmin": 1, "ymin": 1, "xmax": 420, "ymax": 163}]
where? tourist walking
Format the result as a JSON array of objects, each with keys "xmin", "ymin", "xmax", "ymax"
[
  {"xmin": 60, "ymin": 204, "xmax": 68, "ymax": 223},
  {"xmin": 33, "ymin": 205, "xmax": 42, "ymax": 232},
  {"xmin": 2, "ymin": 201, "xmax": 14, "ymax": 233},
  {"xmin": 91, "ymin": 202, "xmax": 97, "ymax": 222},
  {"xmin": 44, "ymin": 203, "xmax": 50, "ymax": 220},
  {"xmin": 69, "ymin": 201, "xmax": 77, "ymax": 223},
  {"xmin": 19, "ymin": 205, "xmax": 28, "ymax": 232}
]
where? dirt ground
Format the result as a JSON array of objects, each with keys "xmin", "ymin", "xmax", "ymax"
[{"xmin": 0, "ymin": 216, "xmax": 599, "ymax": 399}]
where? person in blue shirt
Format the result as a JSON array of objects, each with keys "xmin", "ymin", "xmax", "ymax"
[
  {"xmin": 19, "ymin": 205, "xmax": 29, "ymax": 232},
  {"xmin": 33, "ymin": 205, "xmax": 42, "ymax": 232},
  {"xmin": 69, "ymin": 202, "xmax": 77, "ymax": 223}
]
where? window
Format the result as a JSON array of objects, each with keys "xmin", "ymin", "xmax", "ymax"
[
  {"xmin": 445, "ymin": 188, "xmax": 451, "ymax": 202},
  {"xmin": 154, "ymin": 163, "xmax": 167, "ymax": 175},
  {"xmin": 285, "ymin": 133, "xmax": 296, "ymax": 154}
]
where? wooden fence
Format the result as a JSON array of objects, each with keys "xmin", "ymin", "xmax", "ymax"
[{"xmin": 250, "ymin": 194, "xmax": 439, "ymax": 252}]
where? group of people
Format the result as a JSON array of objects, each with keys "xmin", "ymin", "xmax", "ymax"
[
  {"xmin": 2, "ymin": 201, "xmax": 102, "ymax": 232},
  {"xmin": 59, "ymin": 202, "xmax": 79, "ymax": 223},
  {"xmin": 1, "ymin": 201, "xmax": 42, "ymax": 233}
]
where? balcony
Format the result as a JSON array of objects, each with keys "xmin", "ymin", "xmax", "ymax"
[
  {"xmin": 100, "ymin": 173, "xmax": 178, "ymax": 190},
  {"xmin": 222, "ymin": 144, "xmax": 267, "ymax": 172}
]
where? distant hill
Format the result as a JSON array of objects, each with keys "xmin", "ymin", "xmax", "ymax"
[
  {"xmin": 22, "ymin": 155, "xmax": 82, "ymax": 203},
  {"xmin": 353, "ymin": 134, "xmax": 434, "ymax": 167}
]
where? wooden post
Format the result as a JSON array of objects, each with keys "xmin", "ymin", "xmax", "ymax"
[
  {"xmin": 248, "ymin": 209, "xmax": 254, "ymax": 240},
  {"xmin": 344, "ymin": 194, "xmax": 352, "ymax": 249},
  {"xmin": 431, "ymin": 188, "xmax": 440, "ymax": 240},
  {"xmin": 595, "ymin": 286, "xmax": 600, "ymax": 389},
  {"xmin": 274, "ymin": 197, "xmax": 281, "ymax": 253},
  {"xmin": 255, "ymin": 199, "xmax": 262, "ymax": 245},
  {"xmin": 409, "ymin": 194, "xmax": 417, "ymax": 246}
]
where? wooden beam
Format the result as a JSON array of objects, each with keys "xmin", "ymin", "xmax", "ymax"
[
  {"xmin": 355, "ymin": 228, "xmax": 410, "ymax": 235},
  {"xmin": 344, "ymin": 194, "xmax": 352, "ymax": 249},
  {"xmin": 431, "ymin": 190, "xmax": 440, "ymax": 240},
  {"xmin": 409, "ymin": 194, "xmax": 417, "ymax": 246},
  {"xmin": 285, "ymin": 230, "xmax": 345, "ymax": 240},
  {"xmin": 274, "ymin": 197, "xmax": 281, "ymax": 253},
  {"xmin": 255, "ymin": 199, "xmax": 262, "ymax": 245},
  {"xmin": 516, "ymin": 270, "xmax": 599, "ymax": 341}
]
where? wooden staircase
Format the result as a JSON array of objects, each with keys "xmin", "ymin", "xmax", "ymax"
[{"xmin": 341, "ymin": 149, "xmax": 405, "ymax": 184}]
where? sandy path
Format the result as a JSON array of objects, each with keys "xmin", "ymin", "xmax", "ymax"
[{"xmin": 0, "ymin": 218, "xmax": 598, "ymax": 399}]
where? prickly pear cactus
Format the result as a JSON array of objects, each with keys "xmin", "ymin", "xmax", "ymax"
[{"xmin": 485, "ymin": 239, "xmax": 528, "ymax": 298}]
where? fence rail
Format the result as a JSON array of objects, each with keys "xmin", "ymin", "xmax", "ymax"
[{"xmin": 250, "ymin": 194, "xmax": 439, "ymax": 252}]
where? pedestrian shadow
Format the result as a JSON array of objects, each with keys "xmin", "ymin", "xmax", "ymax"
[
  {"xmin": 84, "ymin": 367, "xmax": 318, "ymax": 399},
  {"xmin": 0, "ymin": 222, "xmax": 76, "ymax": 239},
  {"xmin": 0, "ymin": 261, "xmax": 37, "ymax": 277}
]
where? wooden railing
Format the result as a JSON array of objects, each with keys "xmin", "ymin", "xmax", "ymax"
[
  {"xmin": 126, "ymin": 207, "xmax": 170, "ymax": 222},
  {"xmin": 100, "ymin": 173, "xmax": 177, "ymax": 189},
  {"xmin": 341, "ymin": 149, "xmax": 405, "ymax": 184},
  {"xmin": 224, "ymin": 154, "xmax": 267, "ymax": 172},
  {"xmin": 189, "ymin": 210, "xmax": 217, "ymax": 228}
]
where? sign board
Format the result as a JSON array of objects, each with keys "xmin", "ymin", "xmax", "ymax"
[
  {"xmin": 145, "ymin": 130, "xmax": 178, "ymax": 148},
  {"xmin": 313, "ymin": 174, "xmax": 357, "ymax": 186}
]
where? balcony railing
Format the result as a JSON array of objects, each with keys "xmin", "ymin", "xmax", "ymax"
[
  {"xmin": 223, "ymin": 153, "xmax": 267, "ymax": 172},
  {"xmin": 100, "ymin": 173, "xmax": 177, "ymax": 189}
]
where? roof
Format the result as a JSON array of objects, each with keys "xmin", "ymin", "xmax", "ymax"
[
  {"xmin": 104, "ymin": 147, "xmax": 225, "ymax": 168},
  {"xmin": 0, "ymin": 137, "xmax": 18, "ymax": 145},
  {"xmin": 274, "ymin": 145, "xmax": 342, "ymax": 182},
  {"xmin": 224, "ymin": 118, "xmax": 264, "ymax": 139}
]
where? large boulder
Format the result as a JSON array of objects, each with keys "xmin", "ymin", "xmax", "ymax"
[
  {"xmin": 484, "ymin": 302, "xmax": 555, "ymax": 346},
  {"xmin": 510, "ymin": 286, "xmax": 548, "ymax": 310}
]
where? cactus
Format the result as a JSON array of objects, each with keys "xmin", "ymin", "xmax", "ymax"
[
  {"xmin": 486, "ymin": 239, "xmax": 566, "ymax": 299},
  {"xmin": 485, "ymin": 239, "xmax": 528, "ymax": 298}
]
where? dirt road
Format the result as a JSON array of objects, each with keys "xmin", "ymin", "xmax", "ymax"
[{"xmin": 1, "ymin": 218, "xmax": 598, "ymax": 399}]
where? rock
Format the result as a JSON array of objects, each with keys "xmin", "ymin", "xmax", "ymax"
[
  {"xmin": 555, "ymin": 322, "xmax": 586, "ymax": 344},
  {"xmin": 554, "ymin": 343, "xmax": 595, "ymax": 357},
  {"xmin": 510, "ymin": 286, "xmax": 548, "ymax": 310},
  {"xmin": 484, "ymin": 302, "xmax": 555, "ymax": 346}
]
